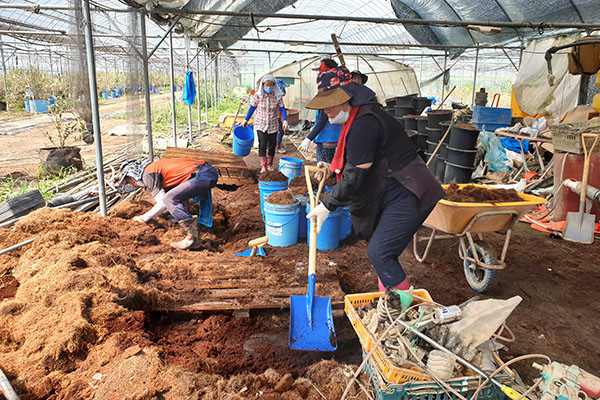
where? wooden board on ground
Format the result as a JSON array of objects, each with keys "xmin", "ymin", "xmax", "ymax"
[{"xmin": 162, "ymin": 146, "xmax": 254, "ymax": 186}]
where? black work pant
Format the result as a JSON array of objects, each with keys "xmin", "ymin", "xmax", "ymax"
[
  {"xmin": 366, "ymin": 179, "xmax": 435, "ymax": 287},
  {"xmin": 257, "ymin": 130, "xmax": 277, "ymax": 157}
]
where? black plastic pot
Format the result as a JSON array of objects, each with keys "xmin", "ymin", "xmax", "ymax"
[
  {"xmin": 417, "ymin": 149, "xmax": 427, "ymax": 162},
  {"xmin": 439, "ymin": 142, "xmax": 448, "ymax": 160},
  {"xmin": 385, "ymin": 98, "xmax": 396, "ymax": 108},
  {"xmin": 385, "ymin": 107, "xmax": 395, "ymax": 116},
  {"xmin": 446, "ymin": 145, "xmax": 478, "ymax": 168},
  {"xmin": 427, "ymin": 109, "xmax": 453, "ymax": 129},
  {"xmin": 417, "ymin": 132, "xmax": 428, "ymax": 150},
  {"xmin": 395, "ymin": 106, "xmax": 415, "ymax": 118},
  {"xmin": 414, "ymin": 97, "xmax": 433, "ymax": 114},
  {"xmin": 406, "ymin": 130, "xmax": 418, "ymax": 147},
  {"xmin": 425, "ymin": 127, "xmax": 443, "ymax": 143},
  {"xmin": 425, "ymin": 152, "xmax": 439, "ymax": 172},
  {"xmin": 444, "ymin": 161, "xmax": 475, "ymax": 184},
  {"xmin": 449, "ymin": 123, "xmax": 480, "ymax": 150},
  {"xmin": 39, "ymin": 146, "xmax": 84, "ymax": 174},
  {"xmin": 394, "ymin": 93, "xmax": 418, "ymax": 107},
  {"xmin": 416, "ymin": 116, "xmax": 428, "ymax": 134},
  {"xmin": 403, "ymin": 116, "xmax": 418, "ymax": 131},
  {"xmin": 438, "ymin": 121, "xmax": 453, "ymax": 143},
  {"xmin": 436, "ymin": 158, "xmax": 446, "ymax": 181},
  {"xmin": 426, "ymin": 140, "xmax": 438, "ymax": 154},
  {"xmin": 394, "ymin": 116, "xmax": 406, "ymax": 129}
]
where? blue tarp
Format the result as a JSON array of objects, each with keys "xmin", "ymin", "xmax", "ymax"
[
  {"xmin": 501, "ymin": 137, "xmax": 530, "ymax": 154},
  {"xmin": 182, "ymin": 71, "xmax": 196, "ymax": 106}
]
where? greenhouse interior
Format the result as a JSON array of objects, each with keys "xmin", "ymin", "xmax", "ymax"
[{"xmin": 0, "ymin": 0, "xmax": 599, "ymax": 399}]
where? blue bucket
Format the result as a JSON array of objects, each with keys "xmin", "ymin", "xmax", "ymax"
[
  {"xmin": 110, "ymin": 91, "xmax": 117, "ymax": 98},
  {"xmin": 258, "ymin": 180, "xmax": 288, "ymax": 215},
  {"xmin": 293, "ymin": 195, "xmax": 309, "ymax": 239},
  {"xmin": 102, "ymin": 92, "xmax": 108, "ymax": 99},
  {"xmin": 24, "ymin": 101, "xmax": 30, "ymax": 112},
  {"xmin": 233, "ymin": 125, "xmax": 254, "ymax": 157},
  {"xmin": 340, "ymin": 206, "xmax": 352, "ymax": 240},
  {"xmin": 278, "ymin": 157, "xmax": 303, "ymax": 183},
  {"xmin": 306, "ymin": 203, "xmax": 342, "ymax": 250},
  {"xmin": 264, "ymin": 200, "xmax": 300, "ymax": 247}
]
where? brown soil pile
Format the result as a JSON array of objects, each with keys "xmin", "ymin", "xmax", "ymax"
[
  {"xmin": 289, "ymin": 174, "xmax": 318, "ymax": 189},
  {"xmin": 290, "ymin": 186, "xmax": 309, "ymax": 197},
  {"xmin": 258, "ymin": 170, "xmax": 288, "ymax": 182},
  {"xmin": 445, "ymin": 182, "xmax": 523, "ymax": 203},
  {"xmin": 266, "ymin": 190, "xmax": 297, "ymax": 205},
  {"xmin": 428, "ymin": 109, "xmax": 453, "ymax": 114},
  {"xmin": 452, "ymin": 121, "xmax": 479, "ymax": 131}
]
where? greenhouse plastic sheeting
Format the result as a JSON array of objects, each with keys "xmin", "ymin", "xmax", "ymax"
[
  {"xmin": 258, "ymin": 56, "xmax": 420, "ymax": 120},
  {"xmin": 513, "ymin": 36, "xmax": 581, "ymax": 118}
]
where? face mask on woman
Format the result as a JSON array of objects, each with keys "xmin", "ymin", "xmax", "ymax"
[
  {"xmin": 329, "ymin": 109, "xmax": 349, "ymax": 124},
  {"xmin": 263, "ymin": 86, "xmax": 274, "ymax": 94}
]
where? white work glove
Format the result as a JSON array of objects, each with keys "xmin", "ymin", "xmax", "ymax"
[
  {"xmin": 241, "ymin": 119, "xmax": 248, "ymax": 128},
  {"xmin": 282, "ymin": 120, "xmax": 289, "ymax": 131},
  {"xmin": 299, "ymin": 138, "xmax": 311, "ymax": 152},
  {"xmin": 306, "ymin": 203, "xmax": 330, "ymax": 234},
  {"xmin": 133, "ymin": 215, "xmax": 146, "ymax": 223},
  {"xmin": 316, "ymin": 161, "xmax": 331, "ymax": 170}
]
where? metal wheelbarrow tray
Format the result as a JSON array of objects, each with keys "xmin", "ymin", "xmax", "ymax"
[{"xmin": 413, "ymin": 184, "xmax": 546, "ymax": 292}]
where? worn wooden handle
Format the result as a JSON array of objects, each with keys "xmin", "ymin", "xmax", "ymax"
[
  {"xmin": 580, "ymin": 133, "xmax": 599, "ymax": 203},
  {"xmin": 248, "ymin": 236, "xmax": 269, "ymax": 247}
]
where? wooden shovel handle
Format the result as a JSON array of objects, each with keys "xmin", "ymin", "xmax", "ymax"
[
  {"xmin": 248, "ymin": 236, "xmax": 269, "ymax": 247},
  {"xmin": 305, "ymin": 165, "xmax": 328, "ymax": 277},
  {"xmin": 580, "ymin": 133, "xmax": 599, "ymax": 203}
]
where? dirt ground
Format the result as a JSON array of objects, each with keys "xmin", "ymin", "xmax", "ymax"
[{"xmin": 0, "ymin": 107, "xmax": 599, "ymax": 399}]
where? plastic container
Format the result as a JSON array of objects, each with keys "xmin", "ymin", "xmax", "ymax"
[
  {"xmin": 48, "ymin": 98, "xmax": 56, "ymax": 106},
  {"xmin": 438, "ymin": 121, "xmax": 453, "ymax": 143},
  {"xmin": 471, "ymin": 106, "xmax": 512, "ymax": 125},
  {"xmin": 345, "ymin": 290, "xmax": 435, "ymax": 384},
  {"xmin": 258, "ymin": 179, "xmax": 288, "ymax": 215},
  {"xmin": 232, "ymin": 125, "xmax": 254, "ymax": 157},
  {"xmin": 425, "ymin": 126, "xmax": 443, "ymax": 143},
  {"xmin": 446, "ymin": 145, "xmax": 478, "ymax": 167},
  {"xmin": 293, "ymin": 195, "xmax": 309, "ymax": 239},
  {"xmin": 406, "ymin": 130, "xmax": 418, "ymax": 147},
  {"xmin": 549, "ymin": 120, "xmax": 600, "ymax": 154},
  {"xmin": 30, "ymin": 99, "xmax": 48, "ymax": 113},
  {"xmin": 24, "ymin": 101, "xmax": 30, "ymax": 112},
  {"xmin": 394, "ymin": 116, "xmax": 406, "ymax": 129},
  {"xmin": 385, "ymin": 98, "xmax": 396, "ymax": 108},
  {"xmin": 395, "ymin": 107, "xmax": 414, "ymax": 119},
  {"xmin": 278, "ymin": 157, "xmax": 303, "ymax": 183},
  {"xmin": 102, "ymin": 92, "xmax": 108, "ymax": 99},
  {"xmin": 439, "ymin": 142, "xmax": 448, "ymax": 160},
  {"xmin": 443, "ymin": 161, "xmax": 475, "ymax": 184},
  {"xmin": 416, "ymin": 116, "xmax": 428, "ymax": 134},
  {"xmin": 427, "ymin": 109, "xmax": 453, "ymax": 129},
  {"xmin": 340, "ymin": 206, "xmax": 352, "ymax": 240},
  {"xmin": 393, "ymin": 94, "xmax": 417, "ymax": 107},
  {"xmin": 402, "ymin": 116, "xmax": 417, "ymax": 131},
  {"xmin": 449, "ymin": 123, "xmax": 480, "ymax": 150},
  {"xmin": 416, "ymin": 132, "xmax": 428, "ymax": 150},
  {"xmin": 110, "ymin": 91, "xmax": 117, "ymax": 98},
  {"xmin": 306, "ymin": 204, "xmax": 342, "ymax": 250},
  {"xmin": 413, "ymin": 97, "xmax": 433, "ymax": 113},
  {"xmin": 436, "ymin": 158, "xmax": 446, "ymax": 181},
  {"xmin": 264, "ymin": 200, "xmax": 300, "ymax": 247},
  {"xmin": 426, "ymin": 140, "xmax": 439, "ymax": 154}
]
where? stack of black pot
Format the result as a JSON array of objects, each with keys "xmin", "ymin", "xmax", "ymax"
[
  {"xmin": 402, "ymin": 114, "xmax": 419, "ymax": 150},
  {"xmin": 443, "ymin": 122, "xmax": 480, "ymax": 184},
  {"xmin": 415, "ymin": 116, "xmax": 429, "ymax": 161},
  {"xmin": 425, "ymin": 110, "xmax": 453, "ymax": 181}
]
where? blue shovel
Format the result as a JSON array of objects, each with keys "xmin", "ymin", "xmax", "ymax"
[{"xmin": 289, "ymin": 166, "xmax": 337, "ymax": 351}]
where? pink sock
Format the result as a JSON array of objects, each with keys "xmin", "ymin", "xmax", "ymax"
[{"xmin": 378, "ymin": 277, "xmax": 409, "ymax": 291}]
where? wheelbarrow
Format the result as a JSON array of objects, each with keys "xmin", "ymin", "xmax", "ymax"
[{"xmin": 413, "ymin": 184, "xmax": 546, "ymax": 292}]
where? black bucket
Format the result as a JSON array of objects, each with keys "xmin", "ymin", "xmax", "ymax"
[
  {"xmin": 439, "ymin": 142, "xmax": 448, "ymax": 160},
  {"xmin": 394, "ymin": 116, "xmax": 406, "ymax": 129},
  {"xmin": 436, "ymin": 158, "xmax": 446, "ymax": 181},
  {"xmin": 417, "ymin": 149, "xmax": 427, "ymax": 162},
  {"xmin": 385, "ymin": 107, "xmax": 395, "ymax": 116},
  {"xmin": 406, "ymin": 130, "xmax": 418, "ymax": 147},
  {"xmin": 416, "ymin": 116, "xmax": 428, "ymax": 134},
  {"xmin": 394, "ymin": 93, "xmax": 418, "ymax": 107},
  {"xmin": 447, "ymin": 146, "xmax": 477, "ymax": 167},
  {"xmin": 425, "ymin": 152, "xmax": 439, "ymax": 171},
  {"xmin": 414, "ymin": 97, "xmax": 433, "ymax": 114},
  {"xmin": 417, "ymin": 132, "xmax": 428, "ymax": 150},
  {"xmin": 403, "ymin": 116, "xmax": 418, "ymax": 131},
  {"xmin": 449, "ymin": 123, "xmax": 480, "ymax": 150},
  {"xmin": 395, "ymin": 106, "xmax": 415, "ymax": 118},
  {"xmin": 385, "ymin": 98, "xmax": 396, "ymax": 108},
  {"xmin": 427, "ymin": 109, "xmax": 453, "ymax": 129},
  {"xmin": 438, "ymin": 121, "xmax": 453, "ymax": 143},
  {"xmin": 444, "ymin": 161, "xmax": 475, "ymax": 184},
  {"xmin": 426, "ymin": 140, "xmax": 439, "ymax": 154},
  {"xmin": 425, "ymin": 126, "xmax": 443, "ymax": 143}
]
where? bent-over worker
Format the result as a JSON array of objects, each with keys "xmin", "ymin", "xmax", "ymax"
[
  {"xmin": 118, "ymin": 158, "xmax": 218, "ymax": 250},
  {"xmin": 305, "ymin": 66, "xmax": 444, "ymax": 291}
]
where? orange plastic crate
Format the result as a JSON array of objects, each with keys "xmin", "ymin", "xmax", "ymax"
[{"xmin": 344, "ymin": 290, "xmax": 436, "ymax": 384}]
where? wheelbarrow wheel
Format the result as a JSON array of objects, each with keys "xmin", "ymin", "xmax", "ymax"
[{"xmin": 463, "ymin": 242, "xmax": 497, "ymax": 292}]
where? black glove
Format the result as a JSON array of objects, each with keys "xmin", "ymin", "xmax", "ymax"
[{"xmin": 321, "ymin": 162, "xmax": 370, "ymax": 211}]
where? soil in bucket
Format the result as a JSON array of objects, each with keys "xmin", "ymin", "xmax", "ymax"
[
  {"xmin": 427, "ymin": 109, "xmax": 453, "ymax": 129},
  {"xmin": 289, "ymin": 174, "xmax": 318, "ymax": 189},
  {"xmin": 259, "ymin": 170, "xmax": 288, "ymax": 182},
  {"xmin": 266, "ymin": 190, "xmax": 297, "ymax": 205},
  {"xmin": 444, "ymin": 182, "xmax": 523, "ymax": 203},
  {"xmin": 449, "ymin": 122, "xmax": 480, "ymax": 150}
]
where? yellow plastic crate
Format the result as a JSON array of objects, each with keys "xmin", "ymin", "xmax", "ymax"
[{"xmin": 344, "ymin": 290, "xmax": 436, "ymax": 384}]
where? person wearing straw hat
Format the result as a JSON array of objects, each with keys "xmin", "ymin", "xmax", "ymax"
[
  {"xmin": 305, "ymin": 65, "xmax": 444, "ymax": 291},
  {"xmin": 118, "ymin": 158, "xmax": 218, "ymax": 250},
  {"xmin": 242, "ymin": 75, "xmax": 288, "ymax": 173}
]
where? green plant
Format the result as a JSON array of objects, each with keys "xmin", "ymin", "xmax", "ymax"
[
  {"xmin": 43, "ymin": 98, "xmax": 87, "ymax": 148},
  {"xmin": 0, "ymin": 167, "xmax": 77, "ymax": 203}
]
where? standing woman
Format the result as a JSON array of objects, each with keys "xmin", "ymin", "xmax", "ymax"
[
  {"xmin": 305, "ymin": 66, "xmax": 444, "ymax": 291},
  {"xmin": 242, "ymin": 75, "xmax": 288, "ymax": 173}
]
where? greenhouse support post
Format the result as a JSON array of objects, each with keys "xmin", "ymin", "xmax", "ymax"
[
  {"xmin": 196, "ymin": 45, "xmax": 201, "ymax": 132},
  {"xmin": 214, "ymin": 53, "xmax": 219, "ymax": 108},
  {"xmin": 441, "ymin": 52, "xmax": 447, "ymax": 104},
  {"xmin": 184, "ymin": 38, "xmax": 192, "ymax": 142},
  {"xmin": 471, "ymin": 47, "xmax": 479, "ymax": 106},
  {"xmin": 82, "ymin": 0, "xmax": 107, "ymax": 217},
  {"xmin": 139, "ymin": 9, "xmax": 154, "ymax": 161},
  {"xmin": 169, "ymin": 32, "xmax": 177, "ymax": 146},
  {"xmin": 204, "ymin": 49, "xmax": 208, "ymax": 123},
  {"xmin": 1, "ymin": 37, "xmax": 8, "ymax": 111}
]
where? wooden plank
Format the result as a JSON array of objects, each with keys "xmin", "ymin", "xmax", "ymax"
[
  {"xmin": 158, "ymin": 299, "xmax": 345, "ymax": 312},
  {"xmin": 0, "ymin": 190, "xmax": 45, "ymax": 224}
]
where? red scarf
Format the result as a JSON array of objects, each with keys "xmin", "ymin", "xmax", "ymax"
[{"xmin": 330, "ymin": 106, "xmax": 360, "ymax": 181}]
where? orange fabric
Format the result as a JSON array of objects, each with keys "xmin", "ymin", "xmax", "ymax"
[{"xmin": 145, "ymin": 158, "xmax": 205, "ymax": 188}]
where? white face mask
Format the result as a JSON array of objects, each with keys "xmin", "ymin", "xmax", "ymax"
[{"xmin": 328, "ymin": 109, "xmax": 349, "ymax": 124}]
